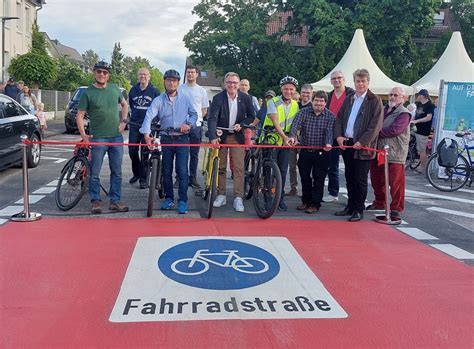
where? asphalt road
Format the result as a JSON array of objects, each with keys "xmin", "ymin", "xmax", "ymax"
[{"xmin": 1, "ymin": 118, "xmax": 473, "ymax": 266}]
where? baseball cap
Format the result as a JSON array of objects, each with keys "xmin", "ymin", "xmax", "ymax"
[
  {"xmin": 264, "ymin": 90, "xmax": 276, "ymax": 98},
  {"xmin": 8, "ymin": 77, "xmax": 14, "ymax": 82},
  {"xmin": 418, "ymin": 89, "xmax": 429, "ymax": 97}
]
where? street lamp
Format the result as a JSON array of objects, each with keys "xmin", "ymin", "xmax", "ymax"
[{"xmin": 1, "ymin": 16, "xmax": 19, "ymax": 82}]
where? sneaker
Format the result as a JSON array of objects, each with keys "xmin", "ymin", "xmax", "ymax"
[
  {"xmin": 161, "ymin": 198, "xmax": 175, "ymax": 210},
  {"xmin": 286, "ymin": 188, "xmax": 298, "ymax": 196},
  {"xmin": 91, "ymin": 201, "xmax": 102, "ymax": 214},
  {"xmin": 213, "ymin": 195, "xmax": 227, "ymax": 207},
  {"xmin": 178, "ymin": 200, "xmax": 187, "ymax": 214},
  {"xmin": 278, "ymin": 200, "xmax": 288, "ymax": 211},
  {"xmin": 189, "ymin": 177, "xmax": 201, "ymax": 189},
  {"xmin": 323, "ymin": 195, "xmax": 338, "ymax": 202},
  {"xmin": 233, "ymin": 197, "xmax": 245, "ymax": 212},
  {"xmin": 109, "ymin": 202, "xmax": 129, "ymax": 212}
]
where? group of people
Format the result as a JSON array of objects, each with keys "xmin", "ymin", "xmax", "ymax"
[
  {"xmin": 75, "ymin": 61, "xmax": 433, "ymax": 221},
  {"xmin": 1, "ymin": 77, "xmax": 47, "ymax": 132}
]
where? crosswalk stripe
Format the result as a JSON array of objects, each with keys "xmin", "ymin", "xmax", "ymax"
[
  {"xmin": 430, "ymin": 244, "xmax": 474, "ymax": 259},
  {"xmin": 397, "ymin": 227, "xmax": 439, "ymax": 240},
  {"xmin": 426, "ymin": 207, "xmax": 474, "ymax": 219},
  {"xmin": 405, "ymin": 189, "xmax": 474, "ymax": 204}
]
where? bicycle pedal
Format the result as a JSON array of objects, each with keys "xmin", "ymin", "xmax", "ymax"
[{"xmin": 195, "ymin": 189, "xmax": 204, "ymax": 196}]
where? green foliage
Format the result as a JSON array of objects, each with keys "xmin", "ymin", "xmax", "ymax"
[
  {"xmin": 82, "ymin": 49, "xmax": 99, "ymax": 70},
  {"xmin": 31, "ymin": 21, "xmax": 47, "ymax": 54},
  {"xmin": 8, "ymin": 51, "xmax": 57, "ymax": 88},
  {"xmin": 447, "ymin": 0, "xmax": 474, "ymax": 58},
  {"xmin": 149, "ymin": 68, "xmax": 164, "ymax": 92},
  {"xmin": 46, "ymin": 57, "xmax": 85, "ymax": 92},
  {"xmin": 108, "ymin": 73, "xmax": 131, "ymax": 91},
  {"xmin": 123, "ymin": 56, "xmax": 152, "ymax": 83},
  {"xmin": 111, "ymin": 42, "xmax": 124, "ymax": 75}
]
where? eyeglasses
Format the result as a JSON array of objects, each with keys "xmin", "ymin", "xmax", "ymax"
[
  {"xmin": 389, "ymin": 93, "xmax": 400, "ymax": 97},
  {"xmin": 225, "ymin": 81, "xmax": 239, "ymax": 85},
  {"xmin": 331, "ymin": 77, "xmax": 343, "ymax": 80},
  {"xmin": 95, "ymin": 69, "xmax": 109, "ymax": 75}
]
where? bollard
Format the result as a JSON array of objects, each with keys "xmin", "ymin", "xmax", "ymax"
[
  {"xmin": 375, "ymin": 145, "xmax": 401, "ymax": 225},
  {"xmin": 11, "ymin": 135, "xmax": 42, "ymax": 222}
]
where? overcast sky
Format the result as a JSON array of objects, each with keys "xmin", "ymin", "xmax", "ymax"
[{"xmin": 38, "ymin": 0, "xmax": 200, "ymax": 75}]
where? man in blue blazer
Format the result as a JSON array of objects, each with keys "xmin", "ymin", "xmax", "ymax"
[{"xmin": 207, "ymin": 72, "xmax": 256, "ymax": 212}]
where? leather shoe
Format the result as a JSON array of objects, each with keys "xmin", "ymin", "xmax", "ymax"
[
  {"xmin": 366, "ymin": 204, "xmax": 385, "ymax": 211},
  {"xmin": 334, "ymin": 207, "xmax": 353, "ymax": 216},
  {"xmin": 348, "ymin": 212, "xmax": 363, "ymax": 222},
  {"xmin": 129, "ymin": 176, "xmax": 139, "ymax": 184},
  {"xmin": 297, "ymin": 203, "xmax": 307, "ymax": 211},
  {"xmin": 139, "ymin": 181, "xmax": 148, "ymax": 189},
  {"xmin": 305, "ymin": 206, "xmax": 318, "ymax": 214}
]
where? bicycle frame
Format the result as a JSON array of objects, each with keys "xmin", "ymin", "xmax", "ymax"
[
  {"xmin": 202, "ymin": 146, "xmax": 219, "ymax": 189},
  {"xmin": 187, "ymin": 249, "xmax": 250, "ymax": 268}
]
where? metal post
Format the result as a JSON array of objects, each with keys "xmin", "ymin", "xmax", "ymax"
[
  {"xmin": 375, "ymin": 145, "xmax": 401, "ymax": 225},
  {"xmin": 11, "ymin": 135, "xmax": 42, "ymax": 222}
]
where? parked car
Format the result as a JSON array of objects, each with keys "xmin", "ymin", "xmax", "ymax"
[
  {"xmin": 64, "ymin": 86, "xmax": 130, "ymax": 133},
  {"xmin": 0, "ymin": 94, "xmax": 42, "ymax": 170}
]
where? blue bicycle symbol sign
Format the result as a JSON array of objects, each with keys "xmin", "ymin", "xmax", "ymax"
[
  {"xmin": 171, "ymin": 249, "xmax": 269, "ymax": 275},
  {"xmin": 158, "ymin": 239, "xmax": 280, "ymax": 290}
]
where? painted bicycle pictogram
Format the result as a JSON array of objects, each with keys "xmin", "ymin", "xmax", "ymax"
[{"xmin": 171, "ymin": 249, "xmax": 269, "ymax": 275}]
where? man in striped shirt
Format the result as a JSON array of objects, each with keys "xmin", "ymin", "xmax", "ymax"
[{"xmin": 287, "ymin": 91, "xmax": 334, "ymax": 214}]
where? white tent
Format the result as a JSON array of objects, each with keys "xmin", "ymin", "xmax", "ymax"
[
  {"xmin": 412, "ymin": 32, "xmax": 473, "ymax": 96},
  {"xmin": 311, "ymin": 29, "xmax": 412, "ymax": 95}
]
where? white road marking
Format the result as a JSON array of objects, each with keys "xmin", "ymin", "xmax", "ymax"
[
  {"xmin": 429, "ymin": 244, "xmax": 474, "ymax": 259},
  {"xmin": 33, "ymin": 187, "xmax": 56, "ymax": 194},
  {"xmin": 41, "ymin": 156, "xmax": 68, "ymax": 163},
  {"xmin": 0, "ymin": 206, "xmax": 23, "ymax": 216},
  {"xmin": 42, "ymin": 147, "xmax": 74, "ymax": 152},
  {"xmin": 424, "ymin": 184, "xmax": 473, "ymax": 194},
  {"xmin": 405, "ymin": 189, "xmax": 474, "ymax": 204},
  {"xmin": 46, "ymin": 180, "xmax": 59, "ymax": 186},
  {"xmin": 0, "ymin": 218, "xmax": 7, "ymax": 225},
  {"xmin": 426, "ymin": 207, "xmax": 474, "ymax": 219},
  {"xmin": 15, "ymin": 195, "xmax": 46, "ymax": 204},
  {"xmin": 397, "ymin": 227, "xmax": 439, "ymax": 240}
]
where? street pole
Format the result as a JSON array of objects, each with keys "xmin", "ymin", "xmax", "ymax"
[{"xmin": 1, "ymin": 16, "xmax": 19, "ymax": 82}]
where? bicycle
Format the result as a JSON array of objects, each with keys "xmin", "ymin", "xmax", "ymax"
[
  {"xmin": 426, "ymin": 131, "xmax": 473, "ymax": 192},
  {"xmin": 55, "ymin": 117, "xmax": 108, "ymax": 211},
  {"xmin": 171, "ymin": 249, "xmax": 269, "ymax": 275},
  {"xmin": 200, "ymin": 127, "xmax": 229, "ymax": 219},
  {"xmin": 243, "ymin": 125, "xmax": 282, "ymax": 219},
  {"xmin": 405, "ymin": 124, "xmax": 433, "ymax": 170}
]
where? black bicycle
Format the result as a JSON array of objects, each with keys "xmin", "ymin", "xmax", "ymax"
[
  {"xmin": 55, "ymin": 118, "xmax": 108, "ymax": 211},
  {"xmin": 243, "ymin": 125, "xmax": 282, "ymax": 219}
]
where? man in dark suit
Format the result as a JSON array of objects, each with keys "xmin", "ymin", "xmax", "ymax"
[
  {"xmin": 207, "ymin": 72, "xmax": 256, "ymax": 212},
  {"xmin": 334, "ymin": 69, "xmax": 383, "ymax": 222}
]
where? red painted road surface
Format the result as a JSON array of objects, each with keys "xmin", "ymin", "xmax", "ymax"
[{"xmin": 1, "ymin": 218, "xmax": 473, "ymax": 348}]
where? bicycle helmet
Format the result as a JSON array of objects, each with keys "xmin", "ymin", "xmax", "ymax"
[
  {"xmin": 264, "ymin": 90, "xmax": 276, "ymax": 98},
  {"xmin": 279, "ymin": 75, "xmax": 298, "ymax": 88},
  {"xmin": 164, "ymin": 69, "xmax": 181, "ymax": 80},
  {"xmin": 93, "ymin": 61, "xmax": 112, "ymax": 72}
]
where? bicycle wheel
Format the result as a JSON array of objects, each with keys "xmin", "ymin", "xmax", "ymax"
[
  {"xmin": 55, "ymin": 156, "xmax": 90, "ymax": 211},
  {"xmin": 206, "ymin": 158, "xmax": 218, "ymax": 219},
  {"xmin": 243, "ymin": 151, "xmax": 255, "ymax": 200},
  {"xmin": 252, "ymin": 160, "xmax": 282, "ymax": 219},
  {"xmin": 408, "ymin": 148, "xmax": 420, "ymax": 170},
  {"xmin": 426, "ymin": 153, "xmax": 470, "ymax": 192},
  {"xmin": 147, "ymin": 157, "xmax": 160, "ymax": 217}
]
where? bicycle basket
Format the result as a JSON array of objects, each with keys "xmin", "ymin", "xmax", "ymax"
[{"xmin": 436, "ymin": 138, "xmax": 458, "ymax": 167}]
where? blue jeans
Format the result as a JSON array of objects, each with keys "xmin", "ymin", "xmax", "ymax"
[
  {"xmin": 89, "ymin": 135, "xmax": 124, "ymax": 203},
  {"xmin": 161, "ymin": 135, "xmax": 189, "ymax": 202},
  {"xmin": 327, "ymin": 147, "xmax": 340, "ymax": 196},
  {"xmin": 272, "ymin": 148, "xmax": 289, "ymax": 200},
  {"xmin": 188, "ymin": 126, "xmax": 202, "ymax": 180}
]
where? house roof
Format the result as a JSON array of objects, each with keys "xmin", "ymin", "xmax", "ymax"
[
  {"xmin": 42, "ymin": 32, "xmax": 85, "ymax": 64},
  {"xmin": 311, "ymin": 29, "xmax": 412, "ymax": 95},
  {"xmin": 412, "ymin": 32, "xmax": 473, "ymax": 96},
  {"xmin": 266, "ymin": 11, "xmax": 309, "ymax": 47}
]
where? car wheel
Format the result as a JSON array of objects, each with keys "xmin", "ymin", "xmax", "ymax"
[
  {"xmin": 65, "ymin": 122, "xmax": 75, "ymax": 134},
  {"xmin": 27, "ymin": 133, "xmax": 41, "ymax": 168}
]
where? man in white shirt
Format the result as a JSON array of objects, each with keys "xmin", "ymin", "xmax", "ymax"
[{"xmin": 177, "ymin": 65, "xmax": 209, "ymax": 188}]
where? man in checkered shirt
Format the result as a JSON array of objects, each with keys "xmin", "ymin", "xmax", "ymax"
[{"xmin": 287, "ymin": 90, "xmax": 335, "ymax": 214}]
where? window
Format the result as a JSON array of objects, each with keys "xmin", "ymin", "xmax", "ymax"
[
  {"xmin": 3, "ymin": 0, "xmax": 10, "ymax": 26},
  {"xmin": 201, "ymin": 71, "xmax": 208, "ymax": 77},
  {"xmin": 434, "ymin": 12, "xmax": 445, "ymax": 26},
  {"xmin": 25, "ymin": 6, "xmax": 31, "ymax": 34},
  {"xmin": 16, "ymin": 2, "xmax": 22, "ymax": 32},
  {"xmin": 0, "ymin": 96, "xmax": 22, "ymax": 118}
]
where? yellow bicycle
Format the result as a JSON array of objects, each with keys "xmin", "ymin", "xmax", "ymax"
[{"xmin": 201, "ymin": 137, "xmax": 220, "ymax": 219}]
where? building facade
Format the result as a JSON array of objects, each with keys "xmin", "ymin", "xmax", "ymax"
[{"xmin": 1, "ymin": 0, "xmax": 45, "ymax": 81}]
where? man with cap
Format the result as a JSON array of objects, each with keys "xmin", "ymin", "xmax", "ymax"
[
  {"xmin": 412, "ymin": 89, "xmax": 435, "ymax": 173},
  {"xmin": 4, "ymin": 78, "xmax": 19, "ymax": 99}
]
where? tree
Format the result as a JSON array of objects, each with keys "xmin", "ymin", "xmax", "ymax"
[
  {"xmin": 8, "ymin": 51, "xmax": 57, "ymax": 88},
  {"xmin": 149, "ymin": 67, "xmax": 164, "ymax": 92},
  {"xmin": 447, "ymin": 0, "xmax": 474, "ymax": 58},
  {"xmin": 111, "ymin": 42, "xmax": 124, "ymax": 75},
  {"xmin": 82, "ymin": 49, "xmax": 99, "ymax": 71},
  {"xmin": 123, "ymin": 56, "xmax": 151, "ymax": 83},
  {"xmin": 31, "ymin": 21, "xmax": 47, "ymax": 54},
  {"xmin": 108, "ymin": 73, "xmax": 131, "ymax": 91},
  {"xmin": 46, "ymin": 57, "xmax": 85, "ymax": 91}
]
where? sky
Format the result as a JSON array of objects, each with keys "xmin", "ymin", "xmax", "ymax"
[{"xmin": 38, "ymin": 0, "xmax": 200, "ymax": 75}]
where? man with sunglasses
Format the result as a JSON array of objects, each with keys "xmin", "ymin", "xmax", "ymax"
[
  {"xmin": 366, "ymin": 87, "xmax": 410, "ymax": 219},
  {"xmin": 77, "ymin": 61, "xmax": 129, "ymax": 214}
]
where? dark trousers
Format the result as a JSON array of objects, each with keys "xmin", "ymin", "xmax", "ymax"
[
  {"xmin": 341, "ymin": 146, "xmax": 371, "ymax": 213},
  {"xmin": 298, "ymin": 150, "xmax": 329, "ymax": 209},
  {"xmin": 272, "ymin": 148, "xmax": 290, "ymax": 200},
  {"xmin": 128, "ymin": 126, "xmax": 146, "ymax": 182},
  {"xmin": 327, "ymin": 146, "xmax": 340, "ymax": 196},
  {"xmin": 188, "ymin": 126, "xmax": 202, "ymax": 180},
  {"xmin": 370, "ymin": 160, "xmax": 405, "ymax": 212}
]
